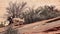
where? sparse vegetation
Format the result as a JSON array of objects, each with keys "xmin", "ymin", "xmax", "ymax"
[
  {"xmin": 0, "ymin": 1, "xmax": 60, "ymax": 34},
  {"xmin": 0, "ymin": 23, "xmax": 4, "ymax": 28},
  {"xmin": 4, "ymin": 26, "xmax": 18, "ymax": 34},
  {"xmin": 6, "ymin": 2, "xmax": 27, "ymax": 18},
  {"xmin": 6, "ymin": 1, "xmax": 60, "ymax": 24},
  {"xmin": 23, "ymin": 5, "xmax": 60, "ymax": 24},
  {"xmin": 6, "ymin": 1, "xmax": 27, "ymax": 24}
]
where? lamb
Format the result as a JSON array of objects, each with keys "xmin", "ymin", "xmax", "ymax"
[{"xmin": 12, "ymin": 18, "xmax": 24, "ymax": 26}]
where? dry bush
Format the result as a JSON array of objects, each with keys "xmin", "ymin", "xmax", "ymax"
[
  {"xmin": 0, "ymin": 23, "xmax": 4, "ymax": 28},
  {"xmin": 23, "ymin": 8, "xmax": 36, "ymax": 24},
  {"xmin": 37, "ymin": 5, "xmax": 60, "ymax": 19},
  {"xmin": 6, "ymin": 1, "xmax": 27, "ymax": 24},
  {"xmin": 6, "ymin": 2, "xmax": 27, "ymax": 18},
  {"xmin": 4, "ymin": 26, "xmax": 19, "ymax": 34},
  {"xmin": 6, "ymin": 2, "xmax": 60, "ymax": 24},
  {"xmin": 23, "ymin": 5, "xmax": 60, "ymax": 24}
]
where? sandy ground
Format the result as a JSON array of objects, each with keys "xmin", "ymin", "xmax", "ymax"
[
  {"xmin": 0, "ymin": 0, "xmax": 60, "ymax": 34},
  {"xmin": 0, "ymin": 17, "xmax": 60, "ymax": 34}
]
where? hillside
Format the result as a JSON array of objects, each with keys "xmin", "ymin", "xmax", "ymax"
[
  {"xmin": 17, "ymin": 17, "xmax": 60, "ymax": 34},
  {"xmin": 0, "ymin": 17, "xmax": 60, "ymax": 34}
]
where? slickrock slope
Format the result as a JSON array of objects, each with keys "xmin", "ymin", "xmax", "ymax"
[
  {"xmin": 17, "ymin": 17, "xmax": 60, "ymax": 34},
  {"xmin": 0, "ymin": 17, "xmax": 60, "ymax": 34}
]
